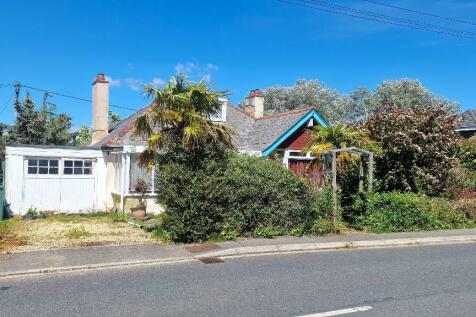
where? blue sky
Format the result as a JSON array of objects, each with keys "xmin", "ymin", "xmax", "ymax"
[{"xmin": 1, "ymin": 0, "xmax": 475, "ymax": 128}]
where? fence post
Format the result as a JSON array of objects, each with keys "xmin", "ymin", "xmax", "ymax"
[{"xmin": 367, "ymin": 153, "xmax": 374, "ymax": 192}]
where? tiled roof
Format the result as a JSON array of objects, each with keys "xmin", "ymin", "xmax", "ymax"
[
  {"xmin": 225, "ymin": 105, "xmax": 319, "ymax": 152},
  {"xmin": 93, "ymin": 104, "xmax": 153, "ymax": 147},
  {"xmin": 93, "ymin": 103, "xmax": 323, "ymax": 153},
  {"xmin": 457, "ymin": 110, "xmax": 476, "ymax": 131}
]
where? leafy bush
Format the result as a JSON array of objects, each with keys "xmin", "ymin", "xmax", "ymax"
[
  {"xmin": 220, "ymin": 155, "xmax": 317, "ymax": 234},
  {"xmin": 453, "ymin": 199, "xmax": 476, "ymax": 220},
  {"xmin": 354, "ymin": 192, "xmax": 469, "ymax": 232},
  {"xmin": 458, "ymin": 136, "xmax": 476, "ymax": 171},
  {"xmin": 158, "ymin": 151, "xmax": 335, "ymax": 243},
  {"xmin": 364, "ymin": 106, "xmax": 460, "ymax": 196},
  {"xmin": 310, "ymin": 218, "xmax": 335, "ymax": 235}
]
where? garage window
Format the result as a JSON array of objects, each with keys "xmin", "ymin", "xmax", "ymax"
[
  {"xmin": 64, "ymin": 160, "xmax": 93, "ymax": 175},
  {"xmin": 28, "ymin": 159, "xmax": 59, "ymax": 175}
]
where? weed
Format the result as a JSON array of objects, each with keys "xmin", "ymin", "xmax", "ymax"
[
  {"xmin": 26, "ymin": 208, "xmax": 39, "ymax": 218},
  {"xmin": 64, "ymin": 226, "xmax": 91, "ymax": 239}
]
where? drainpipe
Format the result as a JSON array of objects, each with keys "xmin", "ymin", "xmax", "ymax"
[{"xmin": 120, "ymin": 153, "xmax": 126, "ymax": 212}]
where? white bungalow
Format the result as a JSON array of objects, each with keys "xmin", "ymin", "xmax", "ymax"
[{"xmin": 4, "ymin": 74, "xmax": 329, "ymax": 216}]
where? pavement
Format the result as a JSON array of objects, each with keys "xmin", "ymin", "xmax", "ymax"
[
  {"xmin": 2, "ymin": 228, "xmax": 476, "ymax": 278},
  {"xmin": 1, "ymin": 243, "xmax": 476, "ymax": 316}
]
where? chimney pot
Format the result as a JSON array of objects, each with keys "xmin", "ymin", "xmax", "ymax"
[
  {"xmin": 243, "ymin": 88, "xmax": 264, "ymax": 118},
  {"xmin": 94, "ymin": 73, "xmax": 108, "ymax": 84}
]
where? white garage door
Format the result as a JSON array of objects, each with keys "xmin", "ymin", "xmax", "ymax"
[{"xmin": 22, "ymin": 157, "xmax": 96, "ymax": 213}]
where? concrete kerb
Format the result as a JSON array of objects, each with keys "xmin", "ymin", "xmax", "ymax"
[
  {"xmin": 0, "ymin": 257, "xmax": 196, "ymax": 279},
  {"xmin": 2, "ymin": 235, "xmax": 476, "ymax": 279},
  {"xmin": 198, "ymin": 235, "xmax": 476, "ymax": 258}
]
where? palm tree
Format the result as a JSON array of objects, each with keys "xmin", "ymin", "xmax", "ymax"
[
  {"xmin": 304, "ymin": 124, "xmax": 379, "ymax": 170},
  {"xmin": 134, "ymin": 76, "xmax": 234, "ymax": 167}
]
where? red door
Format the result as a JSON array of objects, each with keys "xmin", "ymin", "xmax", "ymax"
[{"xmin": 288, "ymin": 159, "xmax": 324, "ymax": 188}]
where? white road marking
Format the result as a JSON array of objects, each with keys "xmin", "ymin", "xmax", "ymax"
[{"xmin": 297, "ymin": 305, "xmax": 373, "ymax": 317}]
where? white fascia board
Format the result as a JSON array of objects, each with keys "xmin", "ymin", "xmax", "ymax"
[
  {"xmin": 5, "ymin": 146, "xmax": 103, "ymax": 158},
  {"xmin": 123, "ymin": 145, "xmax": 147, "ymax": 153}
]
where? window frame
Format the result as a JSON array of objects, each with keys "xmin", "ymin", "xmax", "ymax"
[
  {"xmin": 63, "ymin": 159, "xmax": 94, "ymax": 176},
  {"xmin": 127, "ymin": 153, "xmax": 156, "ymax": 195},
  {"xmin": 24, "ymin": 157, "xmax": 95, "ymax": 178},
  {"xmin": 25, "ymin": 158, "xmax": 60, "ymax": 177}
]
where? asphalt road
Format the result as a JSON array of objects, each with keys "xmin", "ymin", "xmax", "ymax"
[{"xmin": 1, "ymin": 244, "xmax": 476, "ymax": 317}]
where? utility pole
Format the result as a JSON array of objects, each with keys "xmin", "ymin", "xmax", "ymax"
[{"xmin": 13, "ymin": 82, "xmax": 21, "ymax": 118}]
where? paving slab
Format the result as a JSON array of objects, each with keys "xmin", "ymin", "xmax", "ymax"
[{"xmin": 0, "ymin": 244, "xmax": 189, "ymax": 275}]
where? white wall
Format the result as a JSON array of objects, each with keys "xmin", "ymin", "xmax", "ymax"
[{"xmin": 5, "ymin": 146, "xmax": 107, "ymax": 215}]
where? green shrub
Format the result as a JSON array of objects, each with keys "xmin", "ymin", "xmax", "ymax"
[
  {"xmin": 221, "ymin": 155, "xmax": 317, "ymax": 234},
  {"xmin": 310, "ymin": 218, "xmax": 335, "ymax": 235},
  {"xmin": 459, "ymin": 136, "xmax": 476, "ymax": 171},
  {"xmin": 158, "ymin": 151, "xmax": 335, "ymax": 243},
  {"xmin": 156, "ymin": 141, "xmax": 229, "ymax": 243},
  {"xmin": 453, "ymin": 199, "xmax": 476, "ymax": 220},
  {"xmin": 354, "ymin": 192, "xmax": 469, "ymax": 232}
]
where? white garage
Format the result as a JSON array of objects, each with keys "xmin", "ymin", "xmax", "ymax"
[{"xmin": 4, "ymin": 145, "xmax": 108, "ymax": 215}]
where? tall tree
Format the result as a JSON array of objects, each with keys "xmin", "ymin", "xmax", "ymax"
[
  {"xmin": 367, "ymin": 79, "xmax": 460, "ymax": 114},
  {"xmin": 263, "ymin": 79, "xmax": 347, "ymax": 124},
  {"xmin": 0, "ymin": 123, "xmax": 9, "ymax": 159},
  {"xmin": 73, "ymin": 111, "xmax": 122, "ymax": 146},
  {"xmin": 9, "ymin": 92, "xmax": 72, "ymax": 145},
  {"xmin": 262, "ymin": 79, "xmax": 460, "ymax": 124}
]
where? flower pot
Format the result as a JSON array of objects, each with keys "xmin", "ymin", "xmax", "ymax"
[{"xmin": 130, "ymin": 206, "xmax": 146, "ymax": 220}]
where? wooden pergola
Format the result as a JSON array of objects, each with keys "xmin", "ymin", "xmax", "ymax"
[{"xmin": 323, "ymin": 147, "xmax": 375, "ymax": 229}]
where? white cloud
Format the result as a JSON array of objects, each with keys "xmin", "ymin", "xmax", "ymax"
[
  {"xmin": 105, "ymin": 76, "xmax": 122, "ymax": 87},
  {"xmin": 174, "ymin": 62, "xmax": 219, "ymax": 81},
  {"xmin": 101, "ymin": 75, "xmax": 169, "ymax": 91},
  {"xmin": 151, "ymin": 77, "xmax": 165, "ymax": 86},
  {"xmin": 124, "ymin": 78, "xmax": 144, "ymax": 91}
]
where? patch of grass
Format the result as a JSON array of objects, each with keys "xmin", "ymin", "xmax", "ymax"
[
  {"xmin": 207, "ymin": 233, "xmax": 227, "ymax": 243},
  {"xmin": 0, "ymin": 219, "xmax": 15, "ymax": 236},
  {"xmin": 152, "ymin": 224, "xmax": 171, "ymax": 243},
  {"xmin": 248, "ymin": 226, "xmax": 284, "ymax": 239},
  {"xmin": 64, "ymin": 226, "xmax": 92, "ymax": 239},
  {"xmin": 109, "ymin": 212, "xmax": 129, "ymax": 223},
  {"xmin": 43, "ymin": 211, "xmax": 130, "ymax": 224},
  {"xmin": 0, "ymin": 217, "xmax": 25, "ymax": 250},
  {"xmin": 46, "ymin": 215, "xmax": 85, "ymax": 223}
]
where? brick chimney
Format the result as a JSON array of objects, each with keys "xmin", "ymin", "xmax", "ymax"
[
  {"xmin": 243, "ymin": 89, "xmax": 264, "ymax": 118},
  {"xmin": 91, "ymin": 73, "xmax": 109, "ymax": 144}
]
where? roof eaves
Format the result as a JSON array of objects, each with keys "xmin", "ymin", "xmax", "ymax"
[{"xmin": 261, "ymin": 108, "xmax": 329, "ymax": 157}]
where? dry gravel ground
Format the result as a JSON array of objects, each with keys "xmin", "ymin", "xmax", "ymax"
[{"xmin": 1, "ymin": 214, "xmax": 156, "ymax": 252}]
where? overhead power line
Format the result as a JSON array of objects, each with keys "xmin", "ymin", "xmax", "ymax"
[
  {"xmin": 6, "ymin": 82, "xmax": 138, "ymax": 111},
  {"xmin": 306, "ymin": 0, "xmax": 476, "ymax": 37},
  {"xmin": 362, "ymin": 0, "xmax": 476, "ymax": 26},
  {"xmin": 0, "ymin": 91, "xmax": 14, "ymax": 115},
  {"xmin": 276, "ymin": 0, "xmax": 476, "ymax": 39}
]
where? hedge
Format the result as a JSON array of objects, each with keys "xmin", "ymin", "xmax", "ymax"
[
  {"xmin": 353, "ymin": 192, "xmax": 470, "ymax": 233},
  {"xmin": 157, "ymin": 153, "xmax": 334, "ymax": 242}
]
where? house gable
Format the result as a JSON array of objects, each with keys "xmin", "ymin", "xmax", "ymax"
[{"xmin": 261, "ymin": 109, "xmax": 328, "ymax": 157}]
